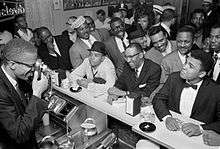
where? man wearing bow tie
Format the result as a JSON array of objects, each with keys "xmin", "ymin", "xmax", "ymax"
[
  {"xmin": 153, "ymin": 49, "xmax": 220, "ymax": 137},
  {"xmin": 210, "ymin": 24, "xmax": 220, "ymax": 84}
]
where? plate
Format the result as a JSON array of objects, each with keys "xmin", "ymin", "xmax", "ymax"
[{"xmin": 139, "ymin": 122, "xmax": 156, "ymax": 132}]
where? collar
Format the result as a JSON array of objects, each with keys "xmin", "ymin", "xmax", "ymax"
[
  {"xmin": 186, "ymin": 80, "xmax": 203, "ymax": 90},
  {"xmin": 178, "ymin": 51, "xmax": 186, "ymax": 64},
  {"xmin": 161, "ymin": 22, "xmax": 170, "ymax": 35},
  {"xmin": 115, "ymin": 32, "xmax": 128, "ymax": 41},
  {"xmin": 162, "ymin": 41, "xmax": 172, "ymax": 56},
  {"xmin": 1, "ymin": 65, "xmax": 17, "ymax": 88},
  {"xmin": 136, "ymin": 60, "xmax": 144, "ymax": 74},
  {"xmin": 207, "ymin": 10, "xmax": 212, "ymax": 16}
]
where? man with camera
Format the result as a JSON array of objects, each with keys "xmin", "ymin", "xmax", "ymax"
[{"xmin": 0, "ymin": 39, "xmax": 49, "ymax": 149}]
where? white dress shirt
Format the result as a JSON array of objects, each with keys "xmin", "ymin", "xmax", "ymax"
[
  {"xmin": 81, "ymin": 35, "xmax": 97, "ymax": 48},
  {"xmin": 178, "ymin": 51, "xmax": 186, "ymax": 65},
  {"xmin": 179, "ymin": 80, "xmax": 203, "ymax": 117},
  {"xmin": 213, "ymin": 52, "xmax": 220, "ymax": 81},
  {"xmin": 115, "ymin": 32, "xmax": 129, "ymax": 53},
  {"xmin": 17, "ymin": 29, "xmax": 33, "ymax": 41},
  {"xmin": 69, "ymin": 57, "xmax": 116, "ymax": 93},
  {"xmin": 136, "ymin": 61, "xmax": 144, "ymax": 78},
  {"xmin": 161, "ymin": 41, "xmax": 172, "ymax": 56}
]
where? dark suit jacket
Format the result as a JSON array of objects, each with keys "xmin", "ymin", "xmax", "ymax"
[
  {"xmin": 104, "ymin": 36, "xmax": 126, "ymax": 77},
  {"xmin": 153, "ymin": 72, "xmax": 220, "ymax": 133},
  {"xmin": 38, "ymin": 35, "xmax": 73, "ymax": 71},
  {"xmin": 115, "ymin": 59, "xmax": 161, "ymax": 97},
  {"xmin": 0, "ymin": 68, "xmax": 48, "ymax": 149}
]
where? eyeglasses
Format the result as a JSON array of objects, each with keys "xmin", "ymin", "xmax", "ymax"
[
  {"xmin": 124, "ymin": 53, "xmax": 140, "ymax": 60},
  {"xmin": 12, "ymin": 60, "xmax": 35, "ymax": 69}
]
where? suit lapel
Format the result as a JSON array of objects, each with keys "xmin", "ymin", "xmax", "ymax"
[
  {"xmin": 77, "ymin": 38, "xmax": 90, "ymax": 50},
  {"xmin": 190, "ymin": 79, "xmax": 209, "ymax": 117},
  {"xmin": 175, "ymin": 51, "xmax": 183, "ymax": 69},
  {"xmin": 0, "ymin": 68, "xmax": 25, "ymax": 113}
]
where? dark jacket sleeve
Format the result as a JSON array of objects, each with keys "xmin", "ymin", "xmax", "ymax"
[
  {"xmin": 152, "ymin": 74, "xmax": 172, "ymax": 121},
  {"xmin": 201, "ymin": 91, "xmax": 220, "ymax": 133},
  {"xmin": 0, "ymin": 92, "xmax": 48, "ymax": 143}
]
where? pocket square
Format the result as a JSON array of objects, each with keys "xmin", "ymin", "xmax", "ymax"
[{"xmin": 139, "ymin": 83, "xmax": 146, "ymax": 88}]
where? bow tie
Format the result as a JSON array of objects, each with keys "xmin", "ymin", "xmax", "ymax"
[{"xmin": 183, "ymin": 83, "xmax": 198, "ymax": 90}]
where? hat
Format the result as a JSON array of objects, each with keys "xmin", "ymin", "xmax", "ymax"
[
  {"xmin": 0, "ymin": 31, "xmax": 13, "ymax": 45},
  {"xmin": 203, "ymin": 0, "xmax": 213, "ymax": 4},
  {"xmin": 71, "ymin": 16, "xmax": 86, "ymax": 29},
  {"xmin": 66, "ymin": 16, "xmax": 77, "ymax": 25},
  {"xmin": 88, "ymin": 41, "xmax": 106, "ymax": 55},
  {"xmin": 128, "ymin": 29, "xmax": 146, "ymax": 40},
  {"xmin": 117, "ymin": 3, "xmax": 128, "ymax": 11},
  {"xmin": 163, "ymin": 5, "xmax": 176, "ymax": 11},
  {"xmin": 153, "ymin": 5, "xmax": 164, "ymax": 14}
]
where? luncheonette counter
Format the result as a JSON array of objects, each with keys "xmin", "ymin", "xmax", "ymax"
[{"xmin": 53, "ymin": 85, "xmax": 219, "ymax": 149}]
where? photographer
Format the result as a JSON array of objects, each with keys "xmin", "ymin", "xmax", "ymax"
[{"xmin": 0, "ymin": 39, "xmax": 49, "ymax": 149}]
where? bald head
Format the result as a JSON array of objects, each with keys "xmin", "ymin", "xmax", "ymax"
[
  {"xmin": 38, "ymin": 27, "xmax": 53, "ymax": 44},
  {"xmin": 2, "ymin": 38, "xmax": 37, "ymax": 64}
]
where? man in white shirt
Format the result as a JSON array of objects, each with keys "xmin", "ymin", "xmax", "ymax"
[
  {"xmin": 160, "ymin": 9, "xmax": 177, "ymax": 40},
  {"xmin": 69, "ymin": 41, "xmax": 116, "ymax": 93},
  {"xmin": 160, "ymin": 26, "xmax": 195, "ymax": 83},
  {"xmin": 153, "ymin": 49, "xmax": 220, "ymax": 137},
  {"xmin": 104, "ymin": 17, "xmax": 130, "ymax": 76},
  {"xmin": 14, "ymin": 14, "xmax": 33, "ymax": 42},
  {"xmin": 69, "ymin": 16, "xmax": 102, "ymax": 69}
]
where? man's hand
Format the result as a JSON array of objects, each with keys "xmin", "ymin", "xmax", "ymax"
[
  {"xmin": 108, "ymin": 87, "xmax": 126, "ymax": 96},
  {"xmin": 32, "ymin": 71, "xmax": 49, "ymax": 98},
  {"xmin": 182, "ymin": 123, "xmax": 202, "ymax": 137},
  {"xmin": 203, "ymin": 130, "xmax": 220, "ymax": 146},
  {"xmin": 76, "ymin": 78, "xmax": 91, "ymax": 88},
  {"xmin": 107, "ymin": 94, "xmax": 118, "ymax": 105},
  {"xmin": 165, "ymin": 117, "xmax": 180, "ymax": 131}
]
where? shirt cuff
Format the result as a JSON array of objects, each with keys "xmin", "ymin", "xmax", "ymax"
[
  {"xmin": 162, "ymin": 115, "xmax": 172, "ymax": 122},
  {"xmin": 199, "ymin": 125, "xmax": 204, "ymax": 133}
]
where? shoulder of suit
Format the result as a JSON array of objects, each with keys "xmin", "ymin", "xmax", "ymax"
[
  {"xmin": 144, "ymin": 58, "xmax": 160, "ymax": 69},
  {"xmin": 163, "ymin": 50, "xmax": 178, "ymax": 61}
]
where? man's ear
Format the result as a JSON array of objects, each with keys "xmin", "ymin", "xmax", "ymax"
[
  {"xmin": 139, "ymin": 52, "xmax": 144, "ymax": 59},
  {"xmin": 8, "ymin": 61, "xmax": 16, "ymax": 70}
]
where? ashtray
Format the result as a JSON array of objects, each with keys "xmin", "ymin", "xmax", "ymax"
[{"xmin": 139, "ymin": 122, "xmax": 156, "ymax": 132}]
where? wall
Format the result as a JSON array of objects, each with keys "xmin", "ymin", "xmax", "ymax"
[
  {"xmin": 189, "ymin": 0, "xmax": 203, "ymax": 14},
  {"xmin": 25, "ymin": 0, "xmax": 108, "ymax": 35}
]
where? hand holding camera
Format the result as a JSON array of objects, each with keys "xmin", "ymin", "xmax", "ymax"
[{"xmin": 32, "ymin": 70, "xmax": 49, "ymax": 98}]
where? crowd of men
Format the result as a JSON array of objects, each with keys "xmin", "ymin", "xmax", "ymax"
[{"xmin": 1, "ymin": 0, "xmax": 220, "ymax": 148}]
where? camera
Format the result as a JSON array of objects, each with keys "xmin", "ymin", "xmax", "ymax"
[{"xmin": 34, "ymin": 59, "xmax": 50, "ymax": 80}]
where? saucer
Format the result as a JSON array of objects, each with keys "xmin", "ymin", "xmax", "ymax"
[{"xmin": 139, "ymin": 122, "xmax": 156, "ymax": 132}]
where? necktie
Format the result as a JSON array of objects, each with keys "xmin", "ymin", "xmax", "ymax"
[
  {"xmin": 121, "ymin": 39, "xmax": 127, "ymax": 51},
  {"xmin": 135, "ymin": 69, "xmax": 139, "ymax": 78},
  {"xmin": 213, "ymin": 54, "xmax": 220, "ymax": 81},
  {"xmin": 183, "ymin": 83, "xmax": 197, "ymax": 90}
]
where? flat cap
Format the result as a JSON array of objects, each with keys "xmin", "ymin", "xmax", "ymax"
[
  {"xmin": 88, "ymin": 41, "xmax": 106, "ymax": 55},
  {"xmin": 128, "ymin": 29, "xmax": 145, "ymax": 40}
]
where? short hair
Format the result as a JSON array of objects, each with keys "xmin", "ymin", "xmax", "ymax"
[
  {"xmin": 211, "ymin": 23, "xmax": 220, "ymax": 30},
  {"xmin": 96, "ymin": 9, "xmax": 106, "ymax": 16},
  {"xmin": 134, "ymin": 4, "xmax": 155, "ymax": 27},
  {"xmin": 161, "ymin": 9, "xmax": 177, "ymax": 22},
  {"xmin": 110, "ymin": 17, "xmax": 122, "ymax": 25},
  {"xmin": 177, "ymin": 25, "xmax": 195, "ymax": 38},
  {"xmin": 1, "ymin": 38, "xmax": 37, "ymax": 64},
  {"xmin": 190, "ymin": 8, "xmax": 206, "ymax": 20},
  {"xmin": 14, "ymin": 14, "xmax": 25, "ymax": 22},
  {"xmin": 190, "ymin": 49, "xmax": 214, "ymax": 73},
  {"xmin": 126, "ymin": 43, "xmax": 143, "ymax": 53},
  {"xmin": 148, "ymin": 25, "xmax": 166, "ymax": 37},
  {"xmin": 84, "ymin": 16, "xmax": 94, "ymax": 22}
]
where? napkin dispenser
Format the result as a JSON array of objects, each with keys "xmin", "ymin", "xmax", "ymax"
[{"xmin": 125, "ymin": 93, "xmax": 141, "ymax": 116}]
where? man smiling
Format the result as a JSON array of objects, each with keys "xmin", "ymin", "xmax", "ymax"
[{"xmin": 153, "ymin": 49, "xmax": 220, "ymax": 137}]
